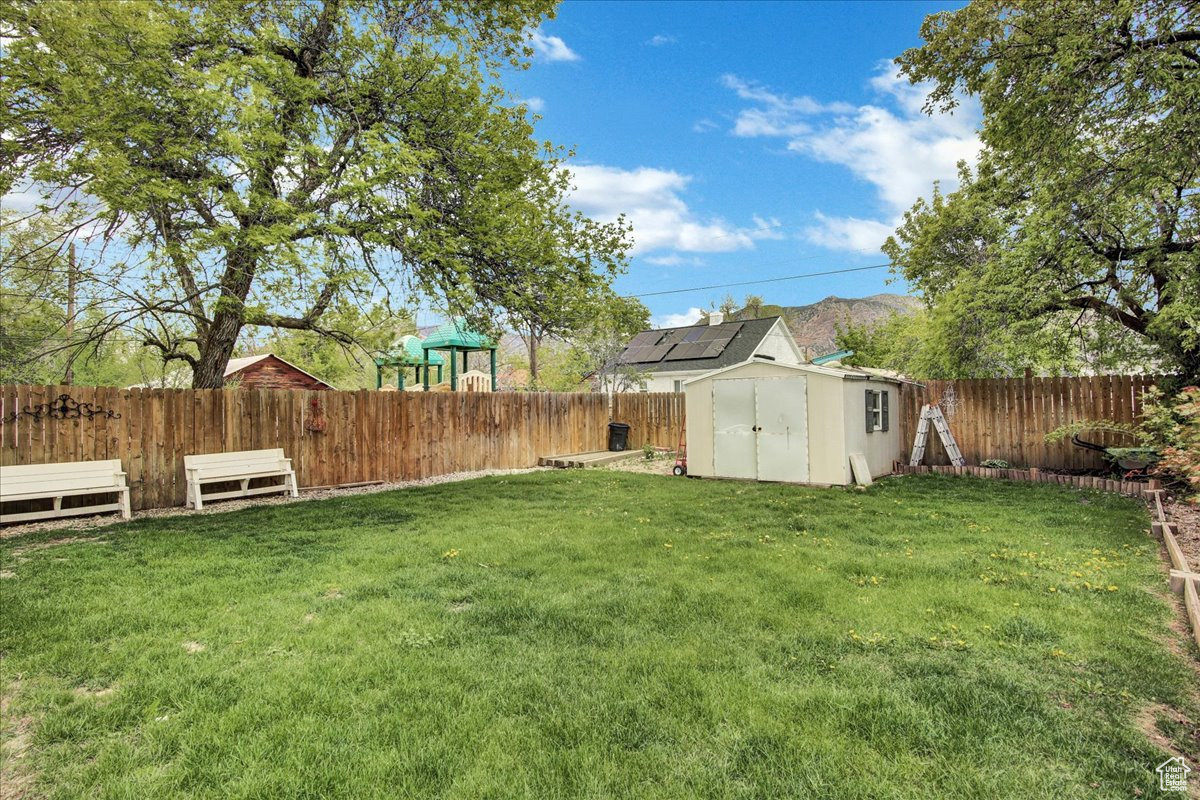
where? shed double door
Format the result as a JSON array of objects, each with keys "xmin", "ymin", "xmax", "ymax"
[{"xmin": 712, "ymin": 377, "xmax": 809, "ymax": 482}]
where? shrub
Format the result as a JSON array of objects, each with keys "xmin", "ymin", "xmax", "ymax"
[
  {"xmin": 980, "ymin": 459, "xmax": 1010, "ymax": 469},
  {"xmin": 1142, "ymin": 386, "xmax": 1200, "ymax": 501}
]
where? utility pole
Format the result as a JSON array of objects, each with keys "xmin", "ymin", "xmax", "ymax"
[{"xmin": 64, "ymin": 241, "xmax": 76, "ymax": 385}]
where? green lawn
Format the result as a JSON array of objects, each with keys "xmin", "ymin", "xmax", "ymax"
[{"xmin": 2, "ymin": 472, "xmax": 1196, "ymax": 799}]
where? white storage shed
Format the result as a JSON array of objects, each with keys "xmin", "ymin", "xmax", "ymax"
[{"xmin": 683, "ymin": 359, "xmax": 903, "ymax": 486}]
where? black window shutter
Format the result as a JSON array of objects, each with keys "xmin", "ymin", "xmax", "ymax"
[
  {"xmin": 865, "ymin": 389, "xmax": 875, "ymax": 432},
  {"xmin": 881, "ymin": 390, "xmax": 889, "ymax": 432}
]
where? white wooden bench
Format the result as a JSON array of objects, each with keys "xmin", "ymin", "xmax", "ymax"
[
  {"xmin": 184, "ymin": 449, "xmax": 298, "ymax": 510},
  {"xmin": 0, "ymin": 460, "xmax": 131, "ymax": 524}
]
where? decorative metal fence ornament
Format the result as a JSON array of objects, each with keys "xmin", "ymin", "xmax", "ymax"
[{"xmin": 2, "ymin": 394, "xmax": 122, "ymax": 424}]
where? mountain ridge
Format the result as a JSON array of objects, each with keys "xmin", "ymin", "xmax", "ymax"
[{"xmin": 727, "ymin": 293, "xmax": 921, "ymax": 358}]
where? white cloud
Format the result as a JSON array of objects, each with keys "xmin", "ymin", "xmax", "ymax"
[
  {"xmin": 517, "ymin": 96, "xmax": 545, "ymax": 112},
  {"xmin": 2, "ymin": 184, "xmax": 44, "ymax": 215},
  {"xmin": 644, "ymin": 254, "xmax": 707, "ymax": 267},
  {"xmin": 647, "ymin": 34, "xmax": 676, "ymax": 46},
  {"xmin": 801, "ymin": 212, "xmax": 896, "ymax": 252},
  {"xmin": 692, "ymin": 118, "xmax": 718, "ymax": 134},
  {"xmin": 565, "ymin": 164, "xmax": 778, "ymax": 255},
  {"xmin": 644, "ymin": 254, "xmax": 687, "ymax": 266},
  {"xmin": 723, "ymin": 64, "xmax": 981, "ymax": 252},
  {"xmin": 721, "ymin": 74, "xmax": 854, "ymax": 137},
  {"xmin": 651, "ymin": 308, "xmax": 703, "ymax": 328},
  {"xmin": 529, "ymin": 30, "xmax": 580, "ymax": 62}
]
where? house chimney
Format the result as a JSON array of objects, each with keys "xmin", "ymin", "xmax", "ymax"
[{"xmin": 708, "ymin": 311, "xmax": 724, "ymax": 326}]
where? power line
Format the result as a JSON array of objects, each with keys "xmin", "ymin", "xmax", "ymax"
[{"xmin": 628, "ymin": 262, "xmax": 893, "ymax": 299}]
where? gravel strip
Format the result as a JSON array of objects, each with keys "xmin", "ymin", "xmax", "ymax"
[
  {"xmin": 1162, "ymin": 495, "xmax": 1199, "ymax": 571},
  {"xmin": 0, "ymin": 467, "xmax": 548, "ymax": 540}
]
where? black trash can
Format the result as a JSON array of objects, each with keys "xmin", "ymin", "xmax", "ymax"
[{"xmin": 607, "ymin": 422, "xmax": 631, "ymax": 452}]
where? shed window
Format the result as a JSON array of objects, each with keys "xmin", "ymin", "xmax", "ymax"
[
  {"xmin": 673, "ymin": 380, "xmax": 683, "ymax": 394},
  {"xmin": 865, "ymin": 389, "xmax": 889, "ymax": 433}
]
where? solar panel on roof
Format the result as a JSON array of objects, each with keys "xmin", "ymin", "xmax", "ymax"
[
  {"xmin": 711, "ymin": 323, "xmax": 742, "ymax": 344},
  {"xmin": 617, "ymin": 347, "xmax": 641, "ymax": 363},
  {"xmin": 643, "ymin": 343, "xmax": 675, "ymax": 361},
  {"xmin": 660, "ymin": 322, "xmax": 746, "ymax": 362},
  {"xmin": 663, "ymin": 342, "xmax": 710, "ymax": 361},
  {"xmin": 628, "ymin": 331, "xmax": 662, "ymax": 348},
  {"xmin": 698, "ymin": 322, "xmax": 742, "ymax": 342}
]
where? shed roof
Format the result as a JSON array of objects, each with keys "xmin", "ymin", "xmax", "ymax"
[
  {"xmin": 422, "ymin": 318, "xmax": 494, "ymax": 350},
  {"xmin": 682, "ymin": 358, "xmax": 905, "ymax": 386}
]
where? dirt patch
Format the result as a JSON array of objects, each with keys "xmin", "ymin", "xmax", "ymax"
[
  {"xmin": 72, "ymin": 685, "xmax": 116, "ymax": 701},
  {"xmin": 302, "ymin": 613, "xmax": 317, "ymax": 624},
  {"xmin": 1162, "ymin": 496, "xmax": 1199, "ymax": 570},
  {"xmin": 1135, "ymin": 703, "xmax": 1199, "ymax": 767},
  {"xmin": 8, "ymin": 537, "xmax": 101, "ymax": 561},
  {"xmin": 1, "ymin": 680, "xmax": 35, "ymax": 800},
  {"xmin": 603, "ymin": 452, "xmax": 679, "ymax": 477},
  {"xmin": 1, "ymin": 468, "xmax": 549, "ymax": 541},
  {"xmin": 322, "ymin": 588, "xmax": 344, "ymax": 600},
  {"xmin": 448, "ymin": 600, "xmax": 473, "ymax": 613},
  {"xmin": 0, "ymin": 570, "xmax": 15, "ymax": 580},
  {"xmin": 181, "ymin": 641, "xmax": 206, "ymax": 654}
]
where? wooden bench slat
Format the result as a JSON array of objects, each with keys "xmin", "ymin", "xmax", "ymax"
[
  {"xmin": 1, "ymin": 459, "xmax": 124, "ymax": 477},
  {"xmin": 2, "ymin": 475, "xmax": 127, "ymax": 493},
  {"xmin": 2, "ymin": 486, "xmax": 127, "ymax": 502},
  {"xmin": 0, "ymin": 501, "xmax": 125, "ymax": 524},
  {"xmin": 184, "ymin": 449, "xmax": 286, "ymax": 466}
]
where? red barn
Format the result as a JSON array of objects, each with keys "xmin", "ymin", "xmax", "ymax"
[{"xmin": 223, "ymin": 354, "xmax": 335, "ymax": 391}]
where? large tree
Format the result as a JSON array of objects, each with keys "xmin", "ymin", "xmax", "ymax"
[
  {"xmin": 888, "ymin": 0, "xmax": 1200, "ymax": 380},
  {"xmin": 498, "ymin": 169, "xmax": 630, "ymax": 387},
  {"xmin": 2, "ymin": 0, "xmax": 627, "ymax": 387}
]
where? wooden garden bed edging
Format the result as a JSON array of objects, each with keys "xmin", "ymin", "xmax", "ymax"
[
  {"xmin": 1146, "ymin": 490, "xmax": 1199, "ymax": 651},
  {"xmin": 891, "ymin": 462, "xmax": 1157, "ymax": 498}
]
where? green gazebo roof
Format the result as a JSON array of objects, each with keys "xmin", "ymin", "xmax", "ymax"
[
  {"xmin": 422, "ymin": 318, "xmax": 494, "ymax": 351},
  {"xmin": 379, "ymin": 335, "xmax": 444, "ymax": 366}
]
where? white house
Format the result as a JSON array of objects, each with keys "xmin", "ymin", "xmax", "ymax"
[{"xmin": 615, "ymin": 313, "xmax": 803, "ymax": 392}]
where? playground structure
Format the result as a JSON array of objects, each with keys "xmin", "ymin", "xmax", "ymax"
[
  {"xmin": 421, "ymin": 318, "xmax": 497, "ymax": 392},
  {"xmin": 374, "ymin": 321, "xmax": 497, "ymax": 393},
  {"xmin": 375, "ymin": 335, "xmax": 445, "ymax": 391}
]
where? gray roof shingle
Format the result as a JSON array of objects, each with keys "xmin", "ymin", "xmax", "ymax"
[{"xmin": 622, "ymin": 316, "xmax": 784, "ymax": 374}]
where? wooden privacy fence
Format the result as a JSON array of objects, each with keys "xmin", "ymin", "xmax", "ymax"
[
  {"xmin": 613, "ymin": 392, "xmax": 687, "ymax": 450},
  {"xmin": 897, "ymin": 375, "xmax": 1162, "ymax": 471},
  {"xmin": 1, "ymin": 386, "xmax": 686, "ymax": 512}
]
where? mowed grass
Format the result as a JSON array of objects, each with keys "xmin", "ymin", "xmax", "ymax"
[{"xmin": 1, "ymin": 471, "xmax": 1196, "ymax": 799}]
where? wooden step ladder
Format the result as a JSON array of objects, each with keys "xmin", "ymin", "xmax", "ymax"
[{"xmin": 909, "ymin": 404, "xmax": 965, "ymax": 467}]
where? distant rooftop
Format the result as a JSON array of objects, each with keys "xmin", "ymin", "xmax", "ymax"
[{"xmin": 616, "ymin": 316, "xmax": 782, "ymax": 373}]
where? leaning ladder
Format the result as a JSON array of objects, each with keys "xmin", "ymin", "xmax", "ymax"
[{"xmin": 909, "ymin": 404, "xmax": 965, "ymax": 466}]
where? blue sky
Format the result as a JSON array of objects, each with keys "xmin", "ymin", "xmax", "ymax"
[{"xmin": 506, "ymin": 0, "xmax": 978, "ymax": 327}]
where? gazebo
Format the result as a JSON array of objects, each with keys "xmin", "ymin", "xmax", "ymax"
[
  {"xmin": 374, "ymin": 335, "xmax": 444, "ymax": 390},
  {"xmin": 421, "ymin": 318, "xmax": 497, "ymax": 392}
]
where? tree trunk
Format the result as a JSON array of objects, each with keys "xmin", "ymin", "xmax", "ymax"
[
  {"xmin": 191, "ymin": 246, "xmax": 257, "ymax": 389},
  {"xmin": 528, "ymin": 324, "xmax": 539, "ymax": 387},
  {"xmin": 192, "ymin": 311, "xmax": 242, "ymax": 388}
]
